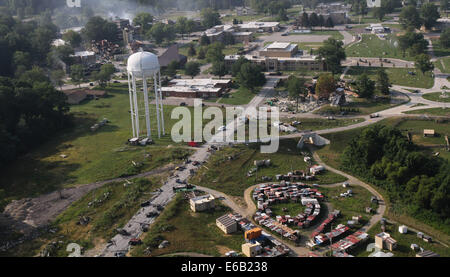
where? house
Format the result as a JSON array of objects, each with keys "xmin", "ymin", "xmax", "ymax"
[
  {"xmin": 190, "ymin": 194, "xmax": 215, "ymax": 212},
  {"xmin": 245, "ymin": 228, "xmax": 262, "ymax": 241},
  {"xmin": 242, "ymin": 242, "xmax": 262, "ymax": 257},
  {"xmin": 64, "ymin": 89, "xmax": 87, "ymax": 105},
  {"xmin": 416, "ymin": 250, "xmax": 440, "ymax": 257},
  {"xmin": 375, "ymin": 232, "xmax": 397, "ymax": 251},
  {"xmin": 161, "ymin": 78, "xmax": 231, "ymax": 98},
  {"xmin": 216, "ymin": 214, "xmax": 238, "ymax": 234},
  {"xmin": 423, "ymin": 129, "xmax": 435, "ymax": 137},
  {"xmin": 202, "ymin": 24, "xmax": 253, "ymax": 44},
  {"xmin": 153, "ymin": 44, "xmax": 187, "ymax": 68}
]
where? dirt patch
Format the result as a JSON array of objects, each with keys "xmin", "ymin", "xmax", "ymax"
[{"xmin": 216, "ymin": 245, "xmax": 233, "ymax": 256}]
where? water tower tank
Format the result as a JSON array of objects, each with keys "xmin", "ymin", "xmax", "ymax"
[{"xmin": 127, "ymin": 51, "xmax": 160, "ymax": 77}]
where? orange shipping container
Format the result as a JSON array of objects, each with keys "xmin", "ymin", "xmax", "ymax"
[{"xmin": 245, "ymin": 228, "xmax": 262, "ymax": 240}]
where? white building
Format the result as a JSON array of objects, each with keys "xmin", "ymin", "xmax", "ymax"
[
  {"xmin": 367, "ymin": 0, "xmax": 381, "ymax": 8},
  {"xmin": 190, "ymin": 194, "xmax": 215, "ymax": 212}
]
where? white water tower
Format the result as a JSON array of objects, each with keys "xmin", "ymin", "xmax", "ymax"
[{"xmin": 127, "ymin": 51, "xmax": 165, "ymax": 140}]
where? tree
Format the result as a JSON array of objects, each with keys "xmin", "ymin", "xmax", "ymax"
[
  {"xmin": 315, "ymin": 74, "xmax": 336, "ymax": 99},
  {"xmin": 414, "ymin": 54, "xmax": 434, "ymax": 74},
  {"xmin": 187, "ymin": 43, "xmax": 196, "ymax": 56},
  {"xmin": 277, "ymin": 8, "xmax": 288, "ymax": 22},
  {"xmin": 372, "ymin": 7, "xmax": 386, "ymax": 21},
  {"xmin": 54, "ymin": 45, "xmax": 75, "ymax": 65},
  {"xmin": 324, "ymin": 17, "xmax": 334, "ymax": 28},
  {"xmin": 375, "ymin": 68, "xmax": 390, "ymax": 95},
  {"xmin": 309, "ymin": 13, "xmax": 319, "ymax": 29},
  {"xmin": 62, "ymin": 30, "xmax": 82, "ymax": 47},
  {"xmin": 354, "ymin": 73, "xmax": 375, "ymax": 98},
  {"xmin": 149, "ymin": 22, "xmax": 166, "ymax": 45},
  {"xmin": 197, "ymin": 47, "xmax": 206, "ymax": 59},
  {"xmin": 206, "ymin": 42, "xmax": 225, "ymax": 63},
  {"xmin": 440, "ymin": 28, "xmax": 450, "ymax": 48},
  {"xmin": 398, "ymin": 31, "xmax": 428, "ymax": 57},
  {"xmin": 201, "ymin": 8, "xmax": 221, "ymax": 28},
  {"xmin": 318, "ymin": 14, "xmax": 325, "ymax": 30},
  {"xmin": 70, "ymin": 64, "xmax": 84, "ymax": 88},
  {"xmin": 133, "ymin": 12, "xmax": 153, "ymax": 34},
  {"xmin": 184, "ymin": 62, "xmax": 200, "ymax": 78},
  {"xmin": 399, "ymin": 5, "xmax": 421, "ymax": 30},
  {"xmin": 51, "ymin": 69, "xmax": 65, "ymax": 90},
  {"xmin": 421, "ymin": 3, "xmax": 440, "ymax": 30},
  {"xmin": 83, "ymin": 16, "xmax": 119, "ymax": 42},
  {"xmin": 317, "ymin": 38, "xmax": 346, "ymax": 75},
  {"xmin": 95, "ymin": 63, "xmax": 115, "ymax": 87},
  {"xmin": 441, "ymin": 0, "xmax": 449, "ymax": 17},
  {"xmin": 165, "ymin": 61, "xmax": 179, "ymax": 77},
  {"xmin": 237, "ymin": 63, "xmax": 266, "ymax": 92},
  {"xmin": 176, "ymin": 16, "xmax": 188, "ymax": 39},
  {"xmin": 287, "ymin": 75, "xmax": 306, "ymax": 112},
  {"xmin": 231, "ymin": 56, "xmax": 250, "ymax": 77},
  {"xmin": 299, "ymin": 12, "xmax": 309, "ymax": 28},
  {"xmin": 200, "ymin": 34, "xmax": 210, "ymax": 46},
  {"xmin": 211, "ymin": 61, "xmax": 228, "ymax": 78}
]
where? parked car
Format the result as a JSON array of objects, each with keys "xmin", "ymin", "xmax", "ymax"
[
  {"xmin": 370, "ymin": 113, "xmax": 380, "ymax": 118},
  {"xmin": 140, "ymin": 200, "xmax": 151, "ymax": 207},
  {"xmin": 180, "ymin": 102, "xmax": 186, "ymax": 106},
  {"xmin": 218, "ymin": 126, "xmax": 227, "ymax": 131}
]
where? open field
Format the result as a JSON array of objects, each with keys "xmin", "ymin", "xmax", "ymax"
[
  {"xmin": 289, "ymin": 30, "xmax": 344, "ymax": 40},
  {"xmin": 314, "ymin": 98, "xmax": 395, "ymax": 116},
  {"xmin": 1, "ymin": 177, "xmax": 163, "ymax": 257},
  {"xmin": 281, "ymin": 117, "xmax": 365, "ymax": 131},
  {"xmin": 431, "ymin": 39, "xmax": 450, "ymax": 57},
  {"xmin": 346, "ymin": 34, "xmax": 413, "ymax": 61},
  {"xmin": 131, "ymin": 194, "xmax": 244, "ymax": 257},
  {"xmin": 422, "ymin": 92, "xmax": 450, "ymax": 103},
  {"xmin": 351, "ymin": 221, "xmax": 450, "ymax": 257},
  {"xmin": 190, "ymin": 139, "xmax": 346, "ymax": 197},
  {"xmin": 345, "ymin": 66, "xmax": 434, "ymax": 89},
  {"xmin": 434, "ymin": 57, "xmax": 450, "ymax": 74},
  {"xmin": 218, "ymin": 87, "xmax": 257, "ymax": 105},
  {"xmin": 403, "ymin": 107, "xmax": 450, "ymax": 117},
  {"xmin": 348, "ymin": 16, "xmax": 393, "ymax": 24},
  {"xmin": 0, "ymin": 83, "xmax": 195, "ymax": 209}
]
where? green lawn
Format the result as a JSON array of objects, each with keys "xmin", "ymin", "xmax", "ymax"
[
  {"xmin": 320, "ymin": 185, "xmax": 378, "ymax": 227},
  {"xmin": 131, "ymin": 194, "xmax": 244, "ymax": 257},
  {"xmin": 269, "ymin": 202, "xmax": 306, "ymax": 219},
  {"xmin": 281, "ymin": 117, "xmax": 365, "ymax": 131},
  {"xmin": 1, "ymin": 177, "xmax": 163, "ymax": 257},
  {"xmin": 0, "ymin": 83, "xmax": 195, "ymax": 208},
  {"xmin": 403, "ymin": 107, "xmax": 450, "ymax": 117},
  {"xmin": 189, "ymin": 139, "xmax": 346, "ymax": 197},
  {"xmin": 218, "ymin": 86, "xmax": 257, "ymax": 105},
  {"xmin": 348, "ymin": 15, "xmax": 393, "ymax": 24},
  {"xmin": 431, "ymin": 39, "xmax": 450, "ymax": 57},
  {"xmin": 346, "ymin": 34, "xmax": 414, "ymax": 61},
  {"xmin": 314, "ymin": 98, "xmax": 395, "ymax": 116},
  {"xmin": 434, "ymin": 57, "xmax": 450, "ymax": 74},
  {"xmin": 345, "ymin": 66, "xmax": 434, "ymax": 89},
  {"xmin": 351, "ymin": 221, "xmax": 450, "ymax": 257},
  {"xmin": 393, "ymin": 118, "xmax": 450, "ymax": 146},
  {"xmin": 289, "ymin": 30, "xmax": 344, "ymax": 40},
  {"xmin": 422, "ymin": 92, "xmax": 450, "ymax": 103}
]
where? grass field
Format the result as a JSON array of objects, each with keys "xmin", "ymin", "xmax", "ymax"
[
  {"xmin": 218, "ymin": 87, "xmax": 257, "ymax": 105},
  {"xmin": 131, "ymin": 194, "xmax": 244, "ymax": 257},
  {"xmin": 189, "ymin": 139, "xmax": 346, "ymax": 197},
  {"xmin": 403, "ymin": 107, "xmax": 450, "ymax": 117},
  {"xmin": 351, "ymin": 221, "xmax": 450, "ymax": 257},
  {"xmin": 1, "ymin": 177, "xmax": 163, "ymax": 257},
  {"xmin": 314, "ymin": 98, "xmax": 395, "ymax": 116},
  {"xmin": 434, "ymin": 57, "xmax": 450, "ymax": 74},
  {"xmin": 422, "ymin": 92, "xmax": 450, "ymax": 103},
  {"xmin": 348, "ymin": 15, "xmax": 393, "ymax": 24},
  {"xmin": 345, "ymin": 66, "xmax": 434, "ymax": 89},
  {"xmin": 0, "ymin": 83, "xmax": 196, "ymax": 209},
  {"xmin": 281, "ymin": 117, "xmax": 365, "ymax": 131},
  {"xmin": 346, "ymin": 34, "xmax": 413, "ymax": 61},
  {"xmin": 289, "ymin": 30, "xmax": 344, "ymax": 40},
  {"xmin": 431, "ymin": 39, "xmax": 450, "ymax": 57}
]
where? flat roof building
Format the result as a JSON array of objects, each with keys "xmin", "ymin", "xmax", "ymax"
[
  {"xmin": 190, "ymin": 194, "xmax": 215, "ymax": 212},
  {"xmin": 242, "ymin": 242, "xmax": 262, "ymax": 257},
  {"xmin": 216, "ymin": 214, "xmax": 238, "ymax": 234},
  {"xmin": 237, "ymin": 22, "xmax": 280, "ymax": 33},
  {"xmin": 162, "ymin": 78, "xmax": 231, "ymax": 99},
  {"xmin": 260, "ymin": 42, "xmax": 299, "ymax": 58},
  {"xmin": 375, "ymin": 232, "xmax": 397, "ymax": 251}
]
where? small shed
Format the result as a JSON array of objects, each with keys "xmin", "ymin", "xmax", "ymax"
[
  {"xmin": 398, "ymin": 225, "xmax": 408, "ymax": 234},
  {"xmin": 423, "ymin": 129, "xmax": 435, "ymax": 137}
]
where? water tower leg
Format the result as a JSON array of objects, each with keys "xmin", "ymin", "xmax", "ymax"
[
  {"xmin": 158, "ymin": 71, "xmax": 165, "ymax": 136},
  {"xmin": 128, "ymin": 73, "xmax": 136, "ymax": 138},
  {"xmin": 132, "ymin": 75, "xmax": 140, "ymax": 137},
  {"xmin": 143, "ymin": 76, "xmax": 152, "ymax": 139},
  {"xmin": 154, "ymin": 72, "xmax": 161, "ymax": 138}
]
